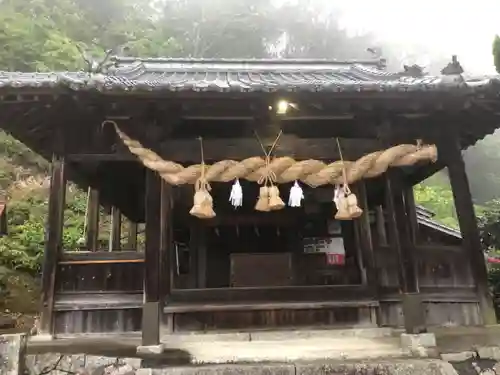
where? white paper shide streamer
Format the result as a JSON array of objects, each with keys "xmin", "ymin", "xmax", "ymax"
[
  {"xmin": 288, "ymin": 181, "xmax": 304, "ymax": 207},
  {"xmin": 333, "ymin": 184, "xmax": 343, "ymax": 210},
  {"xmin": 229, "ymin": 179, "xmax": 243, "ymax": 208}
]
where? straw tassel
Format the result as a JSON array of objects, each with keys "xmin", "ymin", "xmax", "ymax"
[
  {"xmin": 189, "ymin": 137, "xmax": 215, "ymax": 219},
  {"xmin": 255, "ymin": 186, "xmax": 270, "ymax": 212},
  {"xmin": 254, "ymin": 130, "xmax": 285, "ymax": 212},
  {"xmin": 345, "ymin": 186, "xmax": 363, "ymax": 219},
  {"xmin": 288, "ymin": 181, "xmax": 304, "ymax": 207},
  {"xmin": 334, "ymin": 138, "xmax": 363, "ymax": 220},
  {"xmin": 268, "ymin": 185, "xmax": 285, "ymax": 211},
  {"xmin": 229, "ymin": 179, "xmax": 243, "ymax": 208}
]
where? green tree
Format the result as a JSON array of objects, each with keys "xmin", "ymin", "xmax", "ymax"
[
  {"xmin": 494, "ymin": 35, "xmax": 500, "ymax": 73},
  {"xmin": 414, "ymin": 182, "xmax": 458, "ymax": 229},
  {"xmin": 464, "ymin": 133, "xmax": 500, "ymax": 204}
]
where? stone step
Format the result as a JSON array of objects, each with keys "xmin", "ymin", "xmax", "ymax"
[
  {"xmin": 136, "ymin": 359, "xmax": 459, "ymax": 375},
  {"xmin": 162, "ymin": 336, "xmax": 405, "ymax": 364},
  {"xmin": 160, "ymin": 327, "xmax": 397, "ymax": 344}
]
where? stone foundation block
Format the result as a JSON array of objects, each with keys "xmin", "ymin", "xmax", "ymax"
[
  {"xmin": 401, "ymin": 333, "xmax": 437, "ymax": 349},
  {"xmin": 477, "ymin": 346, "xmax": 500, "ymax": 360},
  {"xmin": 153, "ymin": 364, "xmax": 295, "ymax": 375},
  {"xmin": 0, "ymin": 334, "xmax": 27, "ymax": 375},
  {"xmin": 441, "ymin": 351, "xmax": 475, "ymax": 362},
  {"xmin": 137, "ymin": 344, "xmax": 164, "ymax": 356},
  {"xmin": 296, "ymin": 360, "xmax": 458, "ymax": 375}
]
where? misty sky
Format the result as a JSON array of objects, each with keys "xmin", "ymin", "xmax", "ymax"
[{"xmin": 339, "ymin": 0, "xmax": 500, "ymax": 74}]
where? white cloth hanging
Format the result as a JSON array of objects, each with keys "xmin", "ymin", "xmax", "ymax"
[
  {"xmin": 288, "ymin": 181, "xmax": 304, "ymax": 207},
  {"xmin": 333, "ymin": 184, "xmax": 343, "ymax": 210},
  {"xmin": 229, "ymin": 179, "xmax": 243, "ymax": 207}
]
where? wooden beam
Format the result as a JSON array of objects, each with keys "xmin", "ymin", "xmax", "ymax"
[
  {"xmin": 440, "ymin": 131, "xmax": 497, "ymax": 325},
  {"xmin": 406, "ymin": 160, "xmax": 446, "ymax": 186},
  {"xmin": 169, "ymin": 285, "xmax": 376, "ymax": 304},
  {"xmin": 54, "ymin": 293, "xmax": 143, "ymax": 311},
  {"xmin": 40, "ymin": 154, "xmax": 67, "ymax": 336},
  {"xmin": 60, "ymin": 251, "xmax": 143, "ymax": 263},
  {"xmin": 85, "ymin": 188, "xmax": 100, "ymax": 252},
  {"xmin": 67, "ymin": 136, "xmax": 380, "ymax": 162},
  {"xmin": 142, "ymin": 169, "xmax": 163, "ymax": 346},
  {"xmin": 164, "ymin": 300, "xmax": 378, "ymax": 313}
]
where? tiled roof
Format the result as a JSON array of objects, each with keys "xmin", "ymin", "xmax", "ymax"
[
  {"xmin": 415, "ymin": 205, "xmax": 462, "ymax": 239},
  {"xmin": 0, "ymin": 57, "xmax": 499, "ymax": 94}
]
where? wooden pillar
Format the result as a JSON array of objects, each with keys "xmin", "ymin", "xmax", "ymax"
[
  {"xmin": 355, "ymin": 182, "xmax": 379, "ymax": 325},
  {"xmin": 127, "ymin": 220, "xmax": 138, "ymax": 250},
  {"xmin": 161, "ymin": 183, "xmax": 173, "ymax": 334},
  {"xmin": 142, "ymin": 170, "xmax": 171, "ymax": 345},
  {"xmin": 197, "ymin": 223, "xmax": 207, "ymax": 288},
  {"xmin": 440, "ymin": 134, "xmax": 496, "ymax": 325},
  {"xmin": 356, "ymin": 182, "xmax": 377, "ymax": 285},
  {"xmin": 385, "ymin": 172, "xmax": 426, "ymax": 333},
  {"xmin": 375, "ymin": 205, "xmax": 388, "ymax": 246},
  {"xmin": 188, "ymin": 222, "xmax": 199, "ymax": 289},
  {"xmin": 85, "ymin": 188, "xmax": 100, "ymax": 252},
  {"xmin": 187, "ymin": 220, "xmax": 208, "ymax": 289},
  {"xmin": 404, "ymin": 187, "xmax": 419, "ymax": 245},
  {"xmin": 109, "ymin": 207, "xmax": 122, "ymax": 251},
  {"xmin": 39, "ymin": 155, "xmax": 67, "ymax": 336}
]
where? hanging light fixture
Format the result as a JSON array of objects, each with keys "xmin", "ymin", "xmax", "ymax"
[{"xmin": 276, "ymin": 100, "xmax": 289, "ymax": 115}]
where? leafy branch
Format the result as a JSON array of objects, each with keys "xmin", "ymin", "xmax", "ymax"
[{"xmin": 494, "ymin": 35, "xmax": 500, "ymax": 74}]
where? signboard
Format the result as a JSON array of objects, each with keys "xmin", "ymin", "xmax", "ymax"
[{"xmin": 303, "ymin": 237, "xmax": 345, "ymax": 265}]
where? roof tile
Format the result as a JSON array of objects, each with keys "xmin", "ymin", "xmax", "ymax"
[{"xmin": 0, "ymin": 58, "xmax": 498, "ymax": 94}]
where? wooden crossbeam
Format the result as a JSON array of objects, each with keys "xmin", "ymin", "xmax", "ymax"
[{"xmin": 68, "ymin": 136, "xmax": 381, "ymax": 162}]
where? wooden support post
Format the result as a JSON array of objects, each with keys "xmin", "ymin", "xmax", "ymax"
[
  {"xmin": 188, "ymin": 222, "xmax": 199, "ymax": 289},
  {"xmin": 404, "ymin": 187, "xmax": 419, "ymax": 245},
  {"xmin": 127, "ymin": 220, "xmax": 138, "ymax": 250},
  {"xmin": 375, "ymin": 205, "xmax": 388, "ymax": 246},
  {"xmin": 39, "ymin": 155, "xmax": 67, "ymax": 336},
  {"xmin": 385, "ymin": 172, "xmax": 426, "ymax": 333},
  {"xmin": 356, "ymin": 182, "xmax": 379, "ymax": 324},
  {"xmin": 440, "ymin": 134, "xmax": 496, "ymax": 325},
  {"xmin": 85, "ymin": 188, "xmax": 100, "ymax": 252},
  {"xmin": 197, "ymin": 224, "xmax": 207, "ymax": 289},
  {"xmin": 142, "ymin": 170, "xmax": 167, "ymax": 346},
  {"xmin": 109, "ymin": 207, "xmax": 122, "ymax": 251},
  {"xmin": 160, "ymin": 182, "xmax": 173, "ymax": 334}
]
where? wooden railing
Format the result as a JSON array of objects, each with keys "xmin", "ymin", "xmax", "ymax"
[{"xmin": 53, "ymin": 251, "xmax": 144, "ymax": 335}]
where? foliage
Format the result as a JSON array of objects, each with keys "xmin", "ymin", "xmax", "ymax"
[
  {"xmin": 494, "ymin": 35, "xmax": 500, "ymax": 74},
  {"xmin": 463, "ymin": 132, "xmax": 500, "ymax": 205},
  {"xmin": 414, "ymin": 182, "xmax": 458, "ymax": 229},
  {"xmin": 477, "ymin": 199, "xmax": 500, "ymax": 253},
  {"xmin": 0, "ymin": 179, "xmax": 88, "ymax": 273}
]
